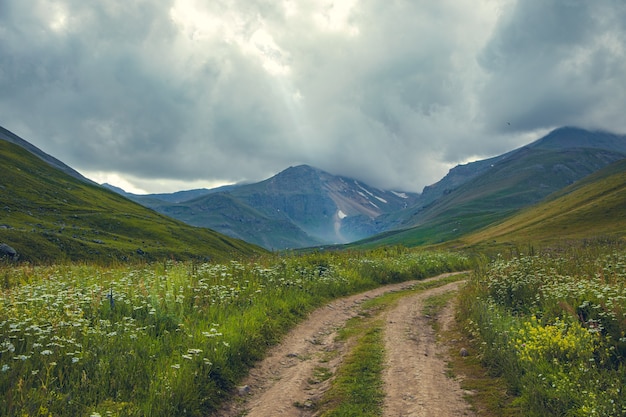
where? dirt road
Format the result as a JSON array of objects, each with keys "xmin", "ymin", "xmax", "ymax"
[{"xmin": 216, "ymin": 273, "xmax": 474, "ymax": 417}]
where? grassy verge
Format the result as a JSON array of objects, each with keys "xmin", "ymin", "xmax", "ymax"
[
  {"xmin": 421, "ymin": 284, "xmax": 517, "ymax": 415},
  {"xmin": 444, "ymin": 305, "xmax": 521, "ymax": 416},
  {"xmin": 456, "ymin": 243, "xmax": 626, "ymax": 416},
  {"xmin": 316, "ymin": 272, "xmax": 468, "ymax": 416},
  {"xmin": 421, "ymin": 291, "xmax": 456, "ymax": 334}
]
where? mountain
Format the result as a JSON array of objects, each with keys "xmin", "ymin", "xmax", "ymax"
[
  {"xmin": 5, "ymin": 123, "xmax": 624, "ymax": 257},
  {"xmin": 457, "ymin": 157, "xmax": 626, "ymax": 249},
  {"xmin": 122, "ymin": 165, "xmax": 420, "ymax": 249},
  {"xmin": 414, "ymin": 126, "xmax": 626, "ymax": 208},
  {"xmin": 0, "ymin": 137, "xmax": 263, "ymax": 263},
  {"xmin": 230, "ymin": 165, "xmax": 419, "ymax": 242},
  {"xmin": 349, "ymin": 127, "xmax": 626, "ymax": 248},
  {"xmin": 529, "ymin": 126, "xmax": 626, "ymax": 153}
]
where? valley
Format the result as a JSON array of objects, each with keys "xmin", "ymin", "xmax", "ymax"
[
  {"xmin": 2, "ymin": 125, "xmax": 626, "ymax": 416},
  {"xmin": 104, "ymin": 127, "xmax": 626, "ymax": 251}
]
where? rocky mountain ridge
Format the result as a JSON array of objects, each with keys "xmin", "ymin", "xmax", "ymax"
[{"xmin": 117, "ymin": 164, "xmax": 420, "ymax": 249}]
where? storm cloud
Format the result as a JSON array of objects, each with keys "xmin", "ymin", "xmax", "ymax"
[{"xmin": 1, "ymin": 0, "xmax": 625, "ymax": 193}]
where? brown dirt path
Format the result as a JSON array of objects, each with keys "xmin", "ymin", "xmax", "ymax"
[{"xmin": 215, "ymin": 272, "xmax": 473, "ymax": 417}]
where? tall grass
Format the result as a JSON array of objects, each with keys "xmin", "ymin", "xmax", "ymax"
[
  {"xmin": 459, "ymin": 242, "xmax": 626, "ymax": 416},
  {"xmin": 0, "ymin": 248, "xmax": 471, "ymax": 416}
]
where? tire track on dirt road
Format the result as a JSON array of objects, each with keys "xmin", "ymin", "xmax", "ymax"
[{"xmin": 382, "ymin": 281, "xmax": 475, "ymax": 417}]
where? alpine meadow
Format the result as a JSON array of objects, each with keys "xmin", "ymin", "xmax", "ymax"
[{"xmin": 3, "ymin": 125, "xmax": 626, "ymax": 416}]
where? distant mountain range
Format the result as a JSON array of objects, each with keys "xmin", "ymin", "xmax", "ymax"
[
  {"xmin": 457, "ymin": 157, "xmax": 626, "ymax": 249},
  {"xmin": 106, "ymin": 165, "xmax": 420, "ymax": 249},
  {"xmin": 3, "ymin": 124, "xmax": 626, "ymax": 257},
  {"xmin": 105, "ymin": 126, "xmax": 626, "ymax": 250}
]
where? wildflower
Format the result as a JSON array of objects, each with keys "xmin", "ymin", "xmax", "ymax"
[
  {"xmin": 40, "ymin": 350, "xmax": 53, "ymax": 356},
  {"xmin": 2, "ymin": 341, "xmax": 15, "ymax": 353},
  {"xmin": 182, "ymin": 354, "xmax": 193, "ymax": 360},
  {"xmin": 1, "ymin": 364, "xmax": 9, "ymax": 372},
  {"xmin": 171, "ymin": 364, "xmax": 180, "ymax": 369}
]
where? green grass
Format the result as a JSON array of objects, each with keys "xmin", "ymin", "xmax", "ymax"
[
  {"xmin": 422, "ymin": 291, "xmax": 456, "ymax": 317},
  {"xmin": 420, "ymin": 285, "xmax": 522, "ymax": 416},
  {"xmin": 320, "ymin": 323, "xmax": 386, "ymax": 417},
  {"xmin": 444, "ymin": 325, "xmax": 520, "ymax": 417},
  {"xmin": 422, "ymin": 291, "xmax": 456, "ymax": 334}
]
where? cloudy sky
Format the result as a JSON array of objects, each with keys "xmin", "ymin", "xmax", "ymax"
[{"xmin": 1, "ymin": 0, "xmax": 625, "ymax": 194}]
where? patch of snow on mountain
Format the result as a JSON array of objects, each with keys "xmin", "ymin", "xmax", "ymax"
[
  {"xmin": 355, "ymin": 182, "xmax": 387, "ymax": 204},
  {"xmin": 356, "ymin": 182, "xmax": 375, "ymax": 197},
  {"xmin": 337, "ymin": 210, "xmax": 347, "ymax": 219},
  {"xmin": 391, "ymin": 191, "xmax": 409, "ymax": 199}
]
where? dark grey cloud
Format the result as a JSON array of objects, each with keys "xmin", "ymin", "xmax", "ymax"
[
  {"xmin": 479, "ymin": 0, "xmax": 626, "ymax": 135},
  {"xmin": 1, "ymin": 0, "xmax": 625, "ymax": 193}
]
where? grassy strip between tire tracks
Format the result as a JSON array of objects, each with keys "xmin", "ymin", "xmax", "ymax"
[{"xmin": 316, "ymin": 272, "xmax": 469, "ymax": 416}]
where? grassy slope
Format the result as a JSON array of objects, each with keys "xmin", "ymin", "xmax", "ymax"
[
  {"xmin": 455, "ymin": 158, "xmax": 626, "ymax": 249},
  {"xmin": 0, "ymin": 140, "xmax": 263, "ymax": 263}
]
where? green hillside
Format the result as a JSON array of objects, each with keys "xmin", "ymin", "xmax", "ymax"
[
  {"xmin": 351, "ymin": 145, "xmax": 625, "ymax": 249},
  {"xmin": 0, "ymin": 140, "xmax": 263, "ymax": 263},
  {"xmin": 457, "ymin": 158, "xmax": 626, "ymax": 249}
]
